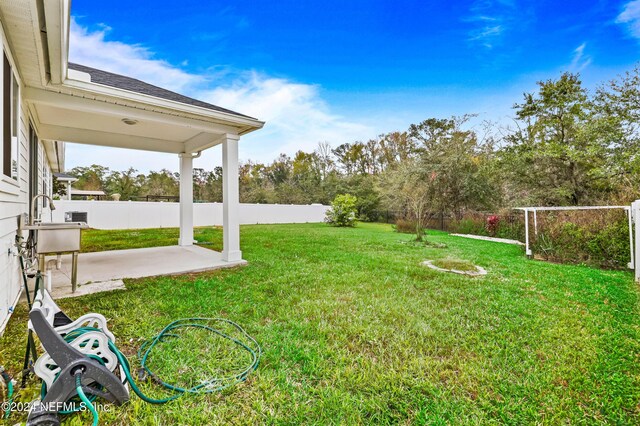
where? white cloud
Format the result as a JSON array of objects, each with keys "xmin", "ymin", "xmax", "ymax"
[
  {"xmin": 465, "ymin": 0, "xmax": 515, "ymax": 49},
  {"xmin": 568, "ymin": 42, "xmax": 592, "ymax": 72},
  {"xmin": 66, "ymin": 20, "xmax": 373, "ymax": 171},
  {"xmin": 617, "ymin": 0, "xmax": 640, "ymax": 39},
  {"xmin": 468, "ymin": 25, "xmax": 504, "ymax": 48},
  {"xmin": 199, "ymin": 73, "xmax": 371, "ymax": 159},
  {"xmin": 69, "ymin": 20, "xmax": 201, "ymax": 94}
]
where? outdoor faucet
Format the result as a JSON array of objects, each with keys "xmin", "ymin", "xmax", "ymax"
[{"xmin": 30, "ymin": 194, "xmax": 56, "ymax": 225}]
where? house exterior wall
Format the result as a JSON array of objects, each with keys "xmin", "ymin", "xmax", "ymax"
[
  {"xmin": 0, "ymin": 21, "xmax": 54, "ymax": 333},
  {"xmin": 50, "ymin": 201, "xmax": 330, "ymax": 230}
]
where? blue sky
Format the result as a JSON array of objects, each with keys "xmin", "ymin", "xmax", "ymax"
[{"xmin": 67, "ymin": 0, "xmax": 640, "ymax": 172}]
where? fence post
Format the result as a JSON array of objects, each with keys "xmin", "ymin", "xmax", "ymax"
[
  {"xmin": 628, "ymin": 204, "xmax": 635, "ymax": 271},
  {"xmin": 632, "ymin": 200, "xmax": 640, "ymax": 281},
  {"xmin": 524, "ymin": 209, "xmax": 532, "ymax": 257}
]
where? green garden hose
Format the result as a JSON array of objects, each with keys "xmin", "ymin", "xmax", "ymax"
[
  {"xmin": 75, "ymin": 374, "xmax": 99, "ymax": 426},
  {"xmin": 41, "ymin": 318, "xmax": 260, "ymax": 424},
  {"xmin": 1, "ymin": 367, "xmax": 14, "ymax": 419}
]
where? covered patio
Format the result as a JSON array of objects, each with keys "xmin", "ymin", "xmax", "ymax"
[
  {"xmin": 27, "ymin": 245, "xmax": 247, "ymax": 299},
  {"xmin": 26, "ymin": 64, "xmax": 263, "ymax": 295},
  {"xmin": 26, "ymin": 64, "xmax": 263, "ymax": 297},
  {"xmin": 1, "ymin": 0, "xmax": 263, "ymax": 297},
  {"xmin": 27, "ymin": 62, "xmax": 262, "ymax": 293},
  {"xmin": 27, "ymin": 62, "xmax": 262, "ymax": 265}
]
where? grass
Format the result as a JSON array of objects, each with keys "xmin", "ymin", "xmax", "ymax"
[
  {"xmin": 1, "ymin": 223, "xmax": 639, "ymax": 425},
  {"xmin": 80, "ymin": 226, "xmax": 224, "ymax": 253},
  {"xmin": 431, "ymin": 258, "xmax": 477, "ymax": 272}
]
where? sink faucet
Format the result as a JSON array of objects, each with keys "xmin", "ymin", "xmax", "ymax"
[{"xmin": 30, "ymin": 194, "xmax": 56, "ymax": 225}]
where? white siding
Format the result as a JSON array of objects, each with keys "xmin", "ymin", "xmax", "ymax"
[
  {"xmin": 0, "ymin": 21, "xmax": 53, "ymax": 334},
  {"xmin": 0, "ymin": 98, "xmax": 28, "ymax": 334}
]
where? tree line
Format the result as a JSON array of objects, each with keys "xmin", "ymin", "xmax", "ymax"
[{"xmin": 63, "ymin": 66, "xmax": 640, "ymax": 223}]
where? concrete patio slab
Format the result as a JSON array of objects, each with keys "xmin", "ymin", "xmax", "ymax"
[
  {"xmin": 23, "ymin": 246, "xmax": 246, "ymax": 299},
  {"xmin": 51, "ymin": 279, "xmax": 126, "ymax": 299}
]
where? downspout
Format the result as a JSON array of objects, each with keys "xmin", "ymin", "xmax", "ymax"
[
  {"xmin": 55, "ymin": 141, "xmax": 61, "ymax": 172},
  {"xmin": 35, "ymin": 0, "xmax": 52, "ymax": 84}
]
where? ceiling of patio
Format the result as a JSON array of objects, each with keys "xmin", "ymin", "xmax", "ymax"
[{"xmin": 25, "ymin": 87, "xmax": 233, "ymax": 154}]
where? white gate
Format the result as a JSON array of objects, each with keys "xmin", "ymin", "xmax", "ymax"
[{"xmin": 518, "ymin": 205, "xmax": 635, "ymax": 278}]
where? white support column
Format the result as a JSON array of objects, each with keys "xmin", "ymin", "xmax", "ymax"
[
  {"xmin": 67, "ymin": 182, "xmax": 72, "ymax": 200},
  {"xmin": 222, "ymin": 134, "xmax": 242, "ymax": 262},
  {"xmin": 179, "ymin": 153, "xmax": 194, "ymax": 246}
]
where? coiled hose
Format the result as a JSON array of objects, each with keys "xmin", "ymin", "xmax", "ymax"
[
  {"xmin": 41, "ymin": 318, "xmax": 261, "ymax": 424},
  {"xmin": 75, "ymin": 374, "xmax": 99, "ymax": 426},
  {"xmin": 1, "ymin": 367, "xmax": 14, "ymax": 419}
]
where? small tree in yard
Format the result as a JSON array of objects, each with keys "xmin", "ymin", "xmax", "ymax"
[
  {"xmin": 378, "ymin": 160, "xmax": 434, "ymax": 242},
  {"xmin": 325, "ymin": 194, "xmax": 358, "ymax": 227}
]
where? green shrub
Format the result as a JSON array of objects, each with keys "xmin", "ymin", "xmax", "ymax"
[
  {"xmin": 334, "ymin": 174, "xmax": 381, "ymax": 222},
  {"xmin": 587, "ymin": 221, "xmax": 630, "ymax": 268},
  {"xmin": 530, "ymin": 211, "xmax": 629, "ymax": 269},
  {"xmin": 494, "ymin": 220, "xmax": 525, "ymax": 241},
  {"xmin": 325, "ymin": 194, "xmax": 358, "ymax": 227},
  {"xmin": 452, "ymin": 218, "xmax": 488, "ymax": 236}
]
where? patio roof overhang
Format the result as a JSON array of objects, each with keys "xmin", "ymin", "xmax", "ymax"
[{"xmin": 24, "ymin": 83, "xmax": 263, "ymax": 154}]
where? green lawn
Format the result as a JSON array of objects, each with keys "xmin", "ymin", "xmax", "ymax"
[
  {"xmin": 1, "ymin": 223, "xmax": 639, "ymax": 425},
  {"xmin": 79, "ymin": 226, "xmax": 224, "ymax": 253}
]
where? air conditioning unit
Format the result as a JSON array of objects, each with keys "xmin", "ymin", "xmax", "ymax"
[{"xmin": 65, "ymin": 211, "xmax": 88, "ymax": 224}]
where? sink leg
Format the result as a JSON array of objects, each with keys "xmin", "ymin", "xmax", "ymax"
[
  {"xmin": 71, "ymin": 252, "xmax": 78, "ymax": 293},
  {"xmin": 36, "ymin": 254, "xmax": 45, "ymax": 299}
]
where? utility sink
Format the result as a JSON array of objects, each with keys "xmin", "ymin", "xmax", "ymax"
[{"xmin": 23, "ymin": 222, "xmax": 89, "ymax": 254}]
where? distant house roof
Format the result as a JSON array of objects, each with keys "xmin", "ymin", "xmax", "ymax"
[
  {"xmin": 53, "ymin": 172, "xmax": 77, "ymax": 182},
  {"xmin": 68, "ymin": 63, "xmax": 254, "ymax": 119}
]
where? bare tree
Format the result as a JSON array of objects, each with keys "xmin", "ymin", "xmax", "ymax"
[
  {"xmin": 378, "ymin": 160, "xmax": 436, "ymax": 241},
  {"xmin": 314, "ymin": 141, "xmax": 335, "ymax": 179}
]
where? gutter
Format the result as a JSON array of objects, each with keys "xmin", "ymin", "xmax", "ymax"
[
  {"xmin": 55, "ymin": 141, "xmax": 62, "ymax": 172},
  {"xmin": 59, "ymin": 78, "xmax": 265, "ymax": 134}
]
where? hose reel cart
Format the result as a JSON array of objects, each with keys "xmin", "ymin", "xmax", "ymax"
[
  {"xmin": 10, "ymin": 225, "xmax": 260, "ymax": 425},
  {"xmin": 20, "ymin": 288, "xmax": 261, "ymax": 426},
  {"xmin": 25, "ymin": 289, "xmax": 129, "ymax": 426}
]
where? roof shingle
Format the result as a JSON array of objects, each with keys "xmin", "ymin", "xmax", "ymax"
[{"xmin": 68, "ymin": 63, "xmax": 254, "ymax": 119}]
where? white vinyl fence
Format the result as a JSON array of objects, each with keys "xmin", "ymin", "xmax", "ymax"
[{"xmin": 50, "ymin": 200, "xmax": 330, "ymax": 230}]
